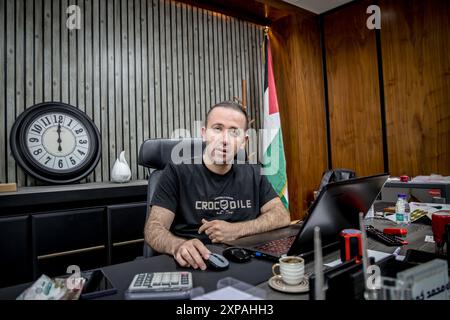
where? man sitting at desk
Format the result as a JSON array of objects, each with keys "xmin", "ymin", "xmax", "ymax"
[{"xmin": 144, "ymin": 101, "xmax": 291, "ymax": 270}]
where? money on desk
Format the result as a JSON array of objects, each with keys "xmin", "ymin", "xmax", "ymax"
[{"xmin": 16, "ymin": 274, "xmax": 85, "ymax": 300}]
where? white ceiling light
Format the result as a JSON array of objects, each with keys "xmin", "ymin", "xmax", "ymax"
[{"xmin": 282, "ymin": 0, "xmax": 355, "ymax": 14}]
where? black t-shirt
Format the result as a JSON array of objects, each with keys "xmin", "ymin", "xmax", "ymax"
[{"xmin": 150, "ymin": 159, "xmax": 278, "ymax": 243}]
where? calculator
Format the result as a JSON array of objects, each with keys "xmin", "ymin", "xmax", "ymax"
[{"xmin": 124, "ymin": 272, "xmax": 193, "ymax": 300}]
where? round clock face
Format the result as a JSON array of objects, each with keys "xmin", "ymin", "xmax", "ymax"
[
  {"xmin": 27, "ymin": 113, "xmax": 91, "ymax": 171},
  {"xmin": 10, "ymin": 102, "xmax": 101, "ymax": 184}
]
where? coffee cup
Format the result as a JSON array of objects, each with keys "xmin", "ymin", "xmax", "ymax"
[{"xmin": 272, "ymin": 256, "xmax": 305, "ymax": 285}]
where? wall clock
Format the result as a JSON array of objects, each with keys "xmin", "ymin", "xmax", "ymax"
[{"xmin": 10, "ymin": 102, "xmax": 101, "ymax": 184}]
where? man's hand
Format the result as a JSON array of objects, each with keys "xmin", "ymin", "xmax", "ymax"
[
  {"xmin": 173, "ymin": 238, "xmax": 211, "ymax": 270},
  {"xmin": 197, "ymin": 198, "xmax": 290, "ymax": 243},
  {"xmin": 198, "ymin": 219, "xmax": 239, "ymax": 243}
]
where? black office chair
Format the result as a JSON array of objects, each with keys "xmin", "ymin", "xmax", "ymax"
[
  {"xmin": 138, "ymin": 138, "xmax": 204, "ymax": 257},
  {"xmin": 317, "ymin": 168, "xmax": 356, "ymax": 195},
  {"xmin": 138, "ymin": 138, "xmax": 247, "ymax": 258}
]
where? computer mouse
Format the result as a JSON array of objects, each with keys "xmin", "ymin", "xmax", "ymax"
[
  {"xmin": 222, "ymin": 247, "xmax": 252, "ymax": 263},
  {"xmin": 205, "ymin": 253, "xmax": 229, "ymax": 270}
]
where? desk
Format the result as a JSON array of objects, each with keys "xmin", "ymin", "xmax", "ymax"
[
  {"xmin": 0, "ymin": 219, "xmax": 436, "ymax": 300},
  {"xmin": 381, "ymin": 181, "xmax": 450, "ymax": 204},
  {"xmin": 0, "ymin": 180, "xmax": 148, "ymax": 288},
  {"xmin": 259, "ymin": 219, "xmax": 436, "ymax": 300},
  {"xmin": 0, "ymin": 244, "xmax": 274, "ymax": 300}
]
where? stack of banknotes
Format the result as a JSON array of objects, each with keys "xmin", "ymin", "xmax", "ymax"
[{"xmin": 16, "ymin": 274, "xmax": 85, "ymax": 300}]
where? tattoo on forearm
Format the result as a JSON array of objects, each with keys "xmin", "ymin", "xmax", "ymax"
[
  {"xmin": 234, "ymin": 198, "xmax": 291, "ymax": 238},
  {"xmin": 144, "ymin": 206, "xmax": 185, "ymax": 256}
]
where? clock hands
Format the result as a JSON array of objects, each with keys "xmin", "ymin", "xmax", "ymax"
[{"xmin": 57, "ymin": 123, "xmax": 62, "ymax": 152}]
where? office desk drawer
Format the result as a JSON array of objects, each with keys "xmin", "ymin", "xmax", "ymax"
[
  {"xmin": 36, "ymin": 247, "xmax": 107, "ymax": 278},
  {"xmin": 106, "ymin": 202, "xmax": 147, "ymax": 263},
  {"xmin": 0, "ymin": 216, "xmax": 31, "ymax": 287},
  {"xmin": 32, "ymin": 208, "xmax": 106, "ymax": 256},
  {"xmin": 107, "ymin": 202, "xmax": 147, "ymax": 243}
]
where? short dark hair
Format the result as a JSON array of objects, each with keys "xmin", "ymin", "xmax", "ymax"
[{"xmin": 205, "ymin": 101, "xmax": 248, "ymax": 131}]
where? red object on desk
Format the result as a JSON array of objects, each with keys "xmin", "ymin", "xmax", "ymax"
[
  {"xmin": 399, "ymin": 175, "xmax": 409, "ymax": 182},
  {"xmin": 428, "ymin": 189, "xmax": 441, "ymax": 197},
  {"xmin": 383, "ymin": 228, "xmax": 408, "ymax": 236},
  {"xmin": 340, "ymin": 229, "xmax": 362, "ymax": 262},
  {"xmin": 432, "ymin": 211, "xmax": 450, "ymax": 245}
]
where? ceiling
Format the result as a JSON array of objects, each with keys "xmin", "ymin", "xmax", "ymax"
[
  {"xmin": 282, "ymin": 0, "xmax": 355, "ymax": 14},
  {"xmin": 173, "ymin": 0, "xmax": 356, "ymax": 26}
]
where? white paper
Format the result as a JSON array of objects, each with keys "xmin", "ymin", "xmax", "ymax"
[
  {"xmin": 324, "ymin": 250, "xmax": 393, "ymax": 268},
  {"xmin": 324, "ymin": 259, "xmax": 341, "ymax": 268},
  {"xmin": 410, "ymin": 175, "xmax": 450, "ymax": 183},
  {"xmin": 410, "ymin": 202, "xmax": 445, "ymax": 213},
  {"xmin": 384, "ymin": 214, "xmax": 397, "ymax": 223},
  {"xmin": 192, "ymin": 286, "xmax": 262, "ymax": 300}
]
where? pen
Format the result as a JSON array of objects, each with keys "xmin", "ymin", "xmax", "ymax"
[{"xmin": 393, "ymin": 247, "xmax": 401, "ymax": 256}]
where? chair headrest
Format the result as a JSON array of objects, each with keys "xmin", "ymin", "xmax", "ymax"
[
  {"xmin": 138, "ymin": 138, "xmax": 247, "ymax": 170},
  {"xmin": 138, "ymin": 138, "xmax": 203, "ymax": 170}
]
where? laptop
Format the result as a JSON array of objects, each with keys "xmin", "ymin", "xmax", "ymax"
[{"xmin": 225, "ymin": 173, "xmax": 389, "ymax": 262}]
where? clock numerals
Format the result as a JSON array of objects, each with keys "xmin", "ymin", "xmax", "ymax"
[
  {"xmin": 27, "ymin": 136, "xmax": 41, "ymax": 148},
  {"xmin": 53, "ymin": 114, "xmax": 64, "ymax": 124},
  {"xmin": 39, "ymin": 155, "xmax": 55, "ymax": 168},
  {"xmin": 29, "ymin": 145, "xmax": 46, "ymax": 162},
  {"xmin": 53, "ymin": 157, "xmax": 69, "ymax": 170},
  {"xmin": 26, "ymin": 112, "xmax": 91, "ymax": 171},
  {"xmin": 12, "ymin": 103, "xmax": 101, "ymax": 184},
  {"xmin": 30, "ymin": 123, "xmax": 43, "ymax": 135},
  {"xmin": 62, "ymin": 116, "xmax": 77, "ymax": 129},
  {"xmin": 41, "ymin": 116, "xmax": 52, "ymax": 127}
]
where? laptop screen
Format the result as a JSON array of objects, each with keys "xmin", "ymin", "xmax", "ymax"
[{"xmin": 287, "ymin": 173, "xmax": 389, "ymax": 257}]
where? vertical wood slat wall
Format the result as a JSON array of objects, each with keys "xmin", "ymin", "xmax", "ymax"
[{"xmin": 0, "ymin": 0, "xmax": 264, "ymax": 187}]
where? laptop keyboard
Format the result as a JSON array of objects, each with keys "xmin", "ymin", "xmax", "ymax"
[{"xmin": 254, "ymin": 236, "xmax": 296, "ymax": 256}]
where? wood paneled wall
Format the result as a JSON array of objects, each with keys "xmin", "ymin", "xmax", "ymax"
[
  {"xmin": 323, "ymin": 0, "xmax": 385, "ymax": 177},
  {"xmin": 322, "ymin": 0, "xmax": 449, "ymax": 178},
  {"xmin": 380, "ymin": 0, "xmax": 450, "ymax": 176},
  {"xmin": 0, "ymin": 0, "xmax": 265, "ymax": 186},
  {"xmin": 2, "ymin": 0, "xmax": 447, "ymax": 219},
  {"xmin": 272, "ymin": 0, "xmax": 449, "ymax": 218},
  {"xmin": 270, "ymin": 13, "xmax": 327, "ymax": 220}
]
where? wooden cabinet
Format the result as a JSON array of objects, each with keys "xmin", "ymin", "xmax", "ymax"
[
  {"xmin": 31, "ymin": 208, "xmax": 107, "ymax": 278},
  {"xmin": 0, "ymin": 181, "xmax": 147, "ymax": 288},
  {"xmin": 0, "ymin": 216, "xmax": 31, "ymax": 288},
  {"xmin": 107, "ymin": 203, "xmax": 148, "ymax": 264}
]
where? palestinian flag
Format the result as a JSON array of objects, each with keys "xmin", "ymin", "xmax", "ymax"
[{"xmin": 262, "ymin": 33, "xmax": 289, "ymax": 209}]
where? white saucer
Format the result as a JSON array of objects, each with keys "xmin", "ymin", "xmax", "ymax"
[{"xmin": 268, "ymin": 275, "xmax": 309, "ymax": 293}]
